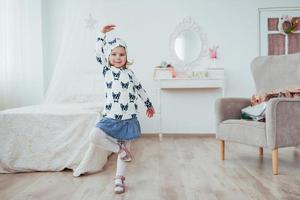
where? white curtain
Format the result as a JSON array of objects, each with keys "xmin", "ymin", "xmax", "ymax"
[
  {"xmin": 43, "ymin": 0, "xmax": 105, "ymax": 104},
  {"xmin": 0, "ymin": 0, "xmax": 44, "ymax": 110}
]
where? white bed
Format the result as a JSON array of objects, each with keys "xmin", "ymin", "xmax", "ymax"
[{"xmin": 0, "ymin": 102, "xmax": 110, "ymax": 176}]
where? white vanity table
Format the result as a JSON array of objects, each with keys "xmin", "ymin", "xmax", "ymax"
[
  {"xmin": 155, "ymin": 73, "xmax": 224, "ymax": 140},
  {"xmin": 157, "ymin": 77, "xmax": 224, "ymax": 91},
  {"xmin": 154, "ymin": 17, "xmax": 225, "ymax": 140}
]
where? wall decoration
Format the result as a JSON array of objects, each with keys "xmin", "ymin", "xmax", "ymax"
[
  {"xmin": 85, "ymin": 13, "xmax": 98, "ymax": 30},
  {"xmin": 278, "ymin": 15, "xmax": 298, "ymax": 34}
]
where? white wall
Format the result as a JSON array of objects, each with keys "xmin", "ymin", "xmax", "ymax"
[{"xmin": 41, "ymin": 0, "xmax": 299, "ymax": 133}]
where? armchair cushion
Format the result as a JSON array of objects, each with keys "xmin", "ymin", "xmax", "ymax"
[
  {"xmin": 266, "ymin": 98, "xmax": 300, "ymax": 148},
  {"xmin": 217, "ymin": 119, "xmax": 267, "ymax": 147},
  {"xmin": 215, "ymin": 97, "xmax": 251, "ymax": 126}
]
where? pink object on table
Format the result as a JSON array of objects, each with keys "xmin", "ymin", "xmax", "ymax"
[
  {"xmin": 167, "ymin": 67, "xmax": 176, "ymax": 78},
  {"xmin": 209, "ymin": 45, "xmax": 219, "ymax": 59}
]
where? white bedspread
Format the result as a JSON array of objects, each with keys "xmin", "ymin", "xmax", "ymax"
[{"xmin": 0, "ymin": 103, "xmax": 110, "ymax": 176}]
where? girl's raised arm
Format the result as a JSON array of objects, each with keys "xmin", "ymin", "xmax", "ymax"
[{"xmin": 95, "ymin": 25, "xmax": 116, "ymax": 75}]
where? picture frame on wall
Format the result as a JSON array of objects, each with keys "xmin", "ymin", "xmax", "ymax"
[{"xmin": 258, "ymin": 7, "xmax": 300, "ymax": 56}]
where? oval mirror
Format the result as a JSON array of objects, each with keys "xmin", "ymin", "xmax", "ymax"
[
  {"xmin": 174, "ymin": 30, "xmax": 202, "ymax": 62},
  {"xmin": 169, "ymin": 17, "xmax": 207, "ymax": 69}
]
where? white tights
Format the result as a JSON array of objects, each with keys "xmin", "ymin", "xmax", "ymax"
[{"xmin": 89, "ymin": 128, "xmax": 130, "ymax": 177}]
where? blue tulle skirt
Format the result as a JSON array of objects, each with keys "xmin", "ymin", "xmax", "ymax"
[{"xmin": 96, "ymin": 117, "xmax": 141, "ymax": 141}]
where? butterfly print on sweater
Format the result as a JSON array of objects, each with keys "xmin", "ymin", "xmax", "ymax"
[
  {"xmin": 128, "ymin": 74, "xmax": 133, "ymax": 82},
  {"xmin": 112, "ymin": 71, "xmax": 121, "ymax": 80},
  {"xmin": 105, "ymin": 103, "xmax": 112, "ymax": 111},
  {"xmin": 131, "ymin": 114, "xmax": 137, "ymax": 118},
  {"xmin": 96, "ymin": 57, "xmax": 102, "ymax": 64},
  {"xmin": 114, "ymin": 114, "xmax": 123, "ymax": 120},
  {"xmin": 108, "ymin": 38, "xmax": 117, "ymax": 45},
  {"xmin": 133, "ymin": 86, "xmax": 136, "ymax": 93},
  {"xmin": 135, "ymin": 83, "xmax": 142, "ymax": 90},
  {"xmin": 112, "ymin": 92, "xmax": 121, "ymax": 103},
  {"xmin": 106, "ymin": 81, "xmax": 113, "ymax": 89},
  {"xmin": 103, "ymin": 66, "xmax": 110, "ymax": 76},
  {"xmin": 145, "ymin": 99, "xmax": 152, "ymax": 108},
  {"xmin": 121, "ymin": 81, "xmax": 129, "ymax": 89},
  {"xmin": 120, "ymin": 103, "xmax": 129, "ymax": 111},
  {"xmin": 129, "ymin": 93, "xmax": 136, "ymax": 103}
]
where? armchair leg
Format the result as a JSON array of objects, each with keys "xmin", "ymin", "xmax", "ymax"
[
  {"xmin": 259, "ymin": 147, "xmax": 263, "ymax": 156},
  {"xmin": 220, "ymin": 140, "xmax": 225, "ymax": 160},
  {"xmin": 272, "ymin": 148, "xmax": 279, "ymax": 175}
]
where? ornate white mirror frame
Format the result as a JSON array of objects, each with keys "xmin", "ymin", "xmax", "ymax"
[{"xmin": 169, "ymin": 16, "xmax": 208, "ymax": 70}]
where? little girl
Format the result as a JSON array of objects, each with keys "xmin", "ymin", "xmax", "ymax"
[{"xmin": 90, "ymin": 24, "xmax": 155, "ymax": 194}]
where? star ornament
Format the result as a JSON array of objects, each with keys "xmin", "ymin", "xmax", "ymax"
[{"xmin": 85, "ymin": 13, "xmax": 98, "ymax": 30}]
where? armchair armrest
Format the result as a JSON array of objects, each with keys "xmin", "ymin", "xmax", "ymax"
[
  {"xmin": 266, "ymin": 98, "xmax": 300, "ymax": 149},
  {"xmin": 215, "ymin": 97, "xmax": 251, "ymax": 126}
]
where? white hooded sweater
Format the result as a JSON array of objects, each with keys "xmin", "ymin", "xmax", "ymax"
[{"xmin": 95, "ymin": 33, "xmax": 153, "ymax": 120}]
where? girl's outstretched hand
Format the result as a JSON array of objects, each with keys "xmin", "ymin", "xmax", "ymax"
[
  {"xmin": 101, "ymin": 24, "xmax": 116, "ymax": 33},
  {"xmin": 146, "ymin": 107, "xmax": 155, "ymax": 118}
]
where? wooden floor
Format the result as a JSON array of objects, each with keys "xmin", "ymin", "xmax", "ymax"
[{"xmin": 1, "ymin": 135, "xmax": 300, "ymax": 200}]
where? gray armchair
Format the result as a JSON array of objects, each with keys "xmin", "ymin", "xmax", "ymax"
[{"xmin": 215, "ymin": 53, "xmax": 300, "ymax": 175}]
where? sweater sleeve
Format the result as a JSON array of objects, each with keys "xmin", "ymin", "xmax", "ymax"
[
  {"xmin": 130, "ymin": 70, "xmax": 153, "ymax": 109},
  {"xmin": 95, "ymin": 32, "xmax": 110, "ymax": 76}
]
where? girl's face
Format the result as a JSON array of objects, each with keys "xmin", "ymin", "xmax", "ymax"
[{"xmin": 109, "ymin": 46, "xmax": 127, "ymax": 68}]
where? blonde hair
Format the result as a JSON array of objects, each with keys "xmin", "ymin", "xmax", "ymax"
[{"xmin": 125, "ymin": 59, "xmax": 134, "ymax": 67}]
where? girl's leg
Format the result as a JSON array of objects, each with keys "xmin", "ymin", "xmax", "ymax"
[
  {"xmin": 116, "ymin": 141, "xmax": 131, "ymax": 176},
  {"xmin": 90, "ymin": 128, "xmax": 132, "ymax": 194},
  {"xmin": 89, "ymin": 128, "xmax": 119, "ymax": 153},
  {"xmin": 89, "ymin": 128, "xmax": 131, "ymax": 160},
  {"xmin": 114, "ymin": 141, "xmax": 131, "ymax": 194}
]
